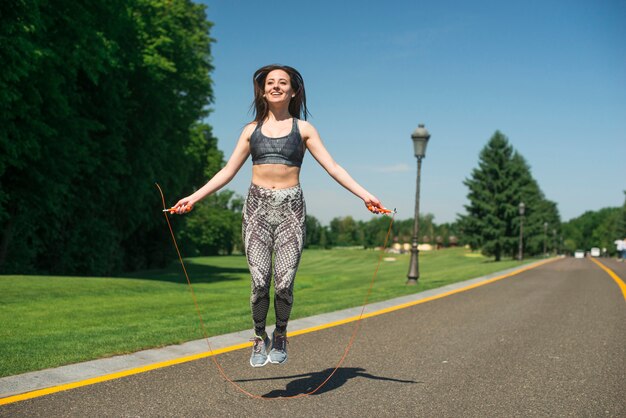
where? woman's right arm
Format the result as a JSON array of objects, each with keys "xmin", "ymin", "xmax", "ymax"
[{"xmin": 173, "ymin": 123, "xmax": 254, "ymax": 214}]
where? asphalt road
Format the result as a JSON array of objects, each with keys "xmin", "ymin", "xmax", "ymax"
[{"xmin": 1, "ymin": 257, "xmax": 625, "ymax": 417}]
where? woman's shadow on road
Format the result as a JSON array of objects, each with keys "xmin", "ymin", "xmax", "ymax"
[{"xmin": 234, "ymin": 367, "xmax": 420, "ymax": 398}]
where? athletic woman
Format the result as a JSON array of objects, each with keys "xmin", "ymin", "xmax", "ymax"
[{"xmin": 172, "ymin": 64, "xmax": 385, "ymax": 367}]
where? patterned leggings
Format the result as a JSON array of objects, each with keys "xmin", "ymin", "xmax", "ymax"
[{"xmin": 242, "ymin": 184, "xmax": 306, "ymax": 336}]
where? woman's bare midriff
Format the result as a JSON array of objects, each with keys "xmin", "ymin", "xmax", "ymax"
[{"xmin": 252, "ymin": 164, "xmax": 301, "ymax": 189}]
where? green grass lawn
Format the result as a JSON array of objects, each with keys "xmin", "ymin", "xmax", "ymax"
[{"xmin": 0, "ymin": 247, "xmax": 533, "ymax": 377}]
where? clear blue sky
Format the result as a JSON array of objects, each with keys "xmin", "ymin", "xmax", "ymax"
[{"xmin": 197, "ymin": 0, "xmax": 625, "ymax": 225}]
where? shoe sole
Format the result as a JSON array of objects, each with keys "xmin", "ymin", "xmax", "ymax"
[{"xmin": 268, "ymin": 353, "xmax": 288, "ymax": 364}]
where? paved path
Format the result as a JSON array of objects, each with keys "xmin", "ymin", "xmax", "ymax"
[{"xmin": 1, "ymin": 257, "xmax": 624, "ymax": 417}]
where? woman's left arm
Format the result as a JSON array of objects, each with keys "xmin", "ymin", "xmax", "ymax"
[{"xmin": 301, "ymin": 121, "xmax": 384, "ymax": 211}]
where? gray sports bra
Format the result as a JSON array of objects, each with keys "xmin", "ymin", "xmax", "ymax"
[{"xmin": 250, "ymin": 118, "xmax": 305, "ymax": 167}]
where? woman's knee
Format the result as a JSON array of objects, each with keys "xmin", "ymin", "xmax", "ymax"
[
  {"xmin": 275, "ymin": 287, "xmax": 294, "ymax": 305},
  {"xmin": 250, "ymin": 284, "xmax": 270, "ymax": 304}
]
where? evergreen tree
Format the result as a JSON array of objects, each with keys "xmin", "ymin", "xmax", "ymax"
[
  {"xmin": 461, "ymin": 132, "xmax": 520, "ymax": 260},
  {"xmin": 509, "ymin": 153, "xmax": 561, "ymax": 257},
  {"xmin": 460, "ymin": 131, "xmax": 559, "ymax": 260}
]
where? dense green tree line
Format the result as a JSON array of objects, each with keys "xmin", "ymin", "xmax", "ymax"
[
  {"xmin": 459, "ymin": 131, "xmax": 561, "ymax": 261},
  {"xmin": 303, "ymin": 213, "xmax": 462, "ymax": 250},
  {"xmin": 561, "ymin": 191, "xmax": 626, "ymax": 255},
  {"xmin": 0, "ymin": 0, "xmax": 227, "ymax": 274}
]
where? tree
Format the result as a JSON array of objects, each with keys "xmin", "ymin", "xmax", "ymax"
[
  {"xmin": 617, "ymin": 190, "xmax": 626, "ymax": 237},
  {"xmin": 328, "ymin": 216, "xmax": 362, "ymax": 247},
  {"xmin": 460, "ymin": 131, "xmax": 559, "ymax": 260},
  {"xmin": 460, "ymin": 132, "xmax": 519, "ymax": 260},
  {"xmin": 180, "ymin": 190, "xmax": 242, "ymax": 255},
  {"xmin": 304, "ymin": 215, "xmax": 323, "ymax": 248},
  {"xmin": 562, "ymin": 207, "xmax": 622, "ymax": 255},
  {"xmin": 0, "ymin": 0, "xmax": 217, "ymax": 274},
  {"xmin": 509, "ymin": 153, "xmax": 561, "ymax": 257},
  {"xmin": 362, "ymin": 216, "xmax": 393, "ymax": 249}
]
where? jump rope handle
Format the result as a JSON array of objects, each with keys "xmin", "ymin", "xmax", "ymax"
[
  {"xmin": 163, "ymin": 205, "xmax": 193, "ymax": 214},
  {"xmin": 367, "ymin": 205, "xmax": 395, "ymax": 215}
]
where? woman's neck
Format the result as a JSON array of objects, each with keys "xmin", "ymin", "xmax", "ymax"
[{"xmin": 266, "ymin": 107, "xmax": 292, "ymax": 122}]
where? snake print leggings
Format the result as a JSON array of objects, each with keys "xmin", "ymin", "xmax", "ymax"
[{"xmin": 242, "ymin": 184, "xmax": 306, "ymax": 336}]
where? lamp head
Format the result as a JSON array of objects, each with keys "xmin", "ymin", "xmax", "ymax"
[{"xmin": 411, "ymin": 124, "xmax": 431, "ymax": 158}]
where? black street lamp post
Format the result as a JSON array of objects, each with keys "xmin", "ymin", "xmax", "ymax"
[
  {"xmin": 407, "ymin": 124, "xmax": 430, "ymax": 285},
  {"xmin": 518, "ymin": 202, "xmax": 525, "ymax": 260}
]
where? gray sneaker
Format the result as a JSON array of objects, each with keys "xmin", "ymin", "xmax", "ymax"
[
  {"xmin": 269, "ymin": 332, "xmax": 288, "ymax": 364},
  {"xmin": 249, "ymin": 334, "xmax": 270, "ymax": 367}
]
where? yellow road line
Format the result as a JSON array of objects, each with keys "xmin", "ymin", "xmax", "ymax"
[
  {"xmin": 0, "ymin": 343, "xmax": 251, "ymax": 406},
  {"xmin": 589, "ymin": 257, "xmax": 626, "ymax": 302},
  {"xmin": 0, "ymin": 257, "xmax": 557, "ymax": 406}
]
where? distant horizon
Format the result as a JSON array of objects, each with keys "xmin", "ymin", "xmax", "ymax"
[{"xmin": 199, "ymin": 0, "xmax": 626, "ymax": 226}]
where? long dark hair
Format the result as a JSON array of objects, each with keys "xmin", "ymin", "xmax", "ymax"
[{"xmin": 251, "ymin": 64, "xmax": 310, "ymax": 123}]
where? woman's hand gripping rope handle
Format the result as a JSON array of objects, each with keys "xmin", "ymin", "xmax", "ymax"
[
  {"xmin": 367, "ymin": 205, "xmax": 396, "ymax": 215},
  {"xmin": 162, "ymin": 206, "xmax": 193, "ymax": 214}
]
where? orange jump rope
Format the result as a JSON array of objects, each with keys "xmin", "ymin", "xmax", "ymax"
[{"xmin": 156, "ymin": 183, "xmax": 395, "ymax": 399}]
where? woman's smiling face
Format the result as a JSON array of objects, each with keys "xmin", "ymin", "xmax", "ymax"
[{"xmin": 264, "ymin": 69, "xmax": 294, "ymax": 104}]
